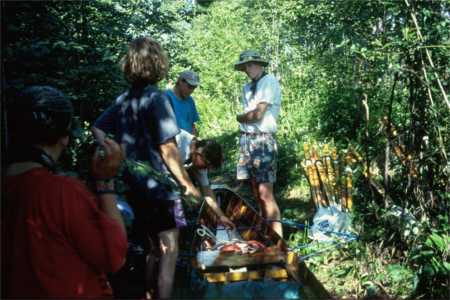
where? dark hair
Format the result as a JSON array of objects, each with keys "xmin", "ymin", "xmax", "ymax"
[
  {"xmin": 196, "ymin": 139, "xmax": 223, "ymax": 170},
  {"xmin": 7, "ymin": 86, "xmax": 73, "ymax": 146},
  {"xmin": 121, "ymin": 37, "xmax": 169, "ymax": 85}
]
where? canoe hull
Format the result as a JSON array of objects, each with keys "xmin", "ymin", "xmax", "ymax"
[{"xmin": 191, "ymin": 185, "xmax": 331, "ymax": 299}]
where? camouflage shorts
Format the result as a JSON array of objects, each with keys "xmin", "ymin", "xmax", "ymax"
[{"xmin": 236, "ymin": 133, "xmax": 278, "ymax": 183}]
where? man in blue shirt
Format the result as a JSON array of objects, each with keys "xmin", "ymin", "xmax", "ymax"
[{"xmin": 165, "ymin": 70, "xmax": 200, "ymax": 135}]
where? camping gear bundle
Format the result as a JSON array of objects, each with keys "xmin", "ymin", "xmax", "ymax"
[{"xmin": 301, "ymin": 142, "xmax": 358, "ymax": 241}]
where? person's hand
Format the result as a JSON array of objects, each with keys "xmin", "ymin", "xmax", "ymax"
[
  {"xmin": 219, "ymin": 215, "xmax": 235, "ymax": 229},
  {"xmin": 184, "ymin": 184, "xmax": 202, "ymax": 199},
  {"xmin": 91, "ymin": 138, "xmax": 125, "ymax": 180},
  {"xmin": 182, "ymin": 184, "xmax": 202, "ymax": 207}
]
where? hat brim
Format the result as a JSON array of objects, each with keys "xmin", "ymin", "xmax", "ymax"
[
  {"xmin": 234, "ymin": 59, "xmax": 268, "ymax": 71},
  {"xmin": 184, "ymin": 79, "xmax": 199, "ymax": 87}
]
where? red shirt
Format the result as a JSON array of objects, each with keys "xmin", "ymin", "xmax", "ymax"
[{"xmin": 2, "ymin": 168, "xmax": 128, "ymax": 299}]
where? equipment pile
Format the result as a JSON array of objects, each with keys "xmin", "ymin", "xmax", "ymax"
[{"xmin": 301, "ymin": 142, "xmax": 358, "ymax": 242}]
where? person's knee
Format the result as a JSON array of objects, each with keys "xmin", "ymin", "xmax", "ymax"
[
  {"xmin": 159, "ymin": 239, "xmax": 178, "ymax": 256},
  {"xmin": 258, "ymin": 184, "xmax": 275, "ymax": 202},
  {"xmin": 260, "ymin": 191, "xmax": 275, "ymax": 203},
  {"xmin": 159, "ymin": 229, "xmax": 179, "ymax": 255},
  {"xmin": 161, "ymin": 244, "xmax": 178, "ymax": 257}
]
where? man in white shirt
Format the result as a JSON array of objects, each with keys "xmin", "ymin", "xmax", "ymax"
[
  {"xmin": 176, "ymin": 130, "xmax": 234, "ymax": 228},
  {"xmin": 234, "ymin": 50, "xmax": 283, "ymax": 237}
]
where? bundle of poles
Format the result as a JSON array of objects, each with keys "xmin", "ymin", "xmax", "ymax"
[{"xmin": 301, "ymin": 142, "xmax": 357, "ymax": 212}]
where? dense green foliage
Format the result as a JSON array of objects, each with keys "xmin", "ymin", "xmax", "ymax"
[{"xmin": 2, "ymin": 0, "xmax": 449, "ymax": 299}]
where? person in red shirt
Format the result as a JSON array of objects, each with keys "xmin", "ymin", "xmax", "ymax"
[{"xmin": 2, "ymin": 86, "xmax": 128, "ymax": 299}]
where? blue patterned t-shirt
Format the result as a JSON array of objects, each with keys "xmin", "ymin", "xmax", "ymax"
[{"xmin": 94, "ymin": 85, "xmax": 180, "ymax": 202}]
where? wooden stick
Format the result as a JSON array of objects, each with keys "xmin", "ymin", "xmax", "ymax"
[
  {"xmin": 302, "ymin": 159, "xmax": 320, "ymax": 209},
  {"xmin": 303, "ymin": 142, "xmax": 321, "ymax": 209},
  {"xmin": 315, "ymin": 160, "xmax": 332, "ymax": 207},
  {"xmin": 324, "ymin": 155, "xmax": 337, "ymax": 206},
  {"xmin": 331, "ymin": 147, "xmax": 342, "ymax": 207}
]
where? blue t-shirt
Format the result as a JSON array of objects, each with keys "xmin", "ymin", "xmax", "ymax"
[
  {"xmin": 94, "ymin": 85, "xmax": 180, "ymax": 202},
  {"xmin": 164, "ymin": 89, "xmax": 200, "ymax": 134}
]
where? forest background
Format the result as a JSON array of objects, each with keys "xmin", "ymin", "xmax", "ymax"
[{"xmin": 2, "ymin": 0, "xmax": 449, "ymax": 299}]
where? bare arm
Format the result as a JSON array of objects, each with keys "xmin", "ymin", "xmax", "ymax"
[
  {"xmin": 201, "ymin": 186, "xmax": 235, "ymax": 229},
  {"xmin": 91, "ymin": 138, "xmax": 127, "ymax": 235},
  {"xmin": 236, "ymin": 102, "xmax": 269, "ymax": 124},
  {"xmin": 159, "ymin": 138, "xmax": 201, "ymax": 203},
  {"xmin": 92, "ymin": 126, "xmax": 107, "ymax": 144}
]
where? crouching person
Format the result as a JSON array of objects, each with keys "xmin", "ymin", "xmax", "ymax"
[
  {"xmin": 176, "ymin": 129, "xmax": 234, "ymax": 229},
  {"xmin": 2, "ymin": 86, "xmax": 128, "ymax": 299}
]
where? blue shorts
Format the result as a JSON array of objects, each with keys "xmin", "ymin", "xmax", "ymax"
[{"xmin": 236, "ymin": 133, "xmax": 278, "ymax": 183}]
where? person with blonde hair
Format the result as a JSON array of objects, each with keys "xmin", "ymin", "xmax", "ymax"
[{"xmin": 93, "ymin": 37, "xmax": 201, "ymax": 299}]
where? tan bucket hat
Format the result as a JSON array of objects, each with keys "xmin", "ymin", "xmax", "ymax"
[{"xmin": 234, "ymin": 50, "xmax": 268, "ymax": 71}]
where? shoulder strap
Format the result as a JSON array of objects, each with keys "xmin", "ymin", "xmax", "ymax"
[{"xmin": 7, "ymin": 146, "xmax": 57, "ymax": 172}]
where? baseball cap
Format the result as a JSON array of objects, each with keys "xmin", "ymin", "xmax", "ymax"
[{"xmin": 179, "ymin": 70, "xmax": 200, "ymax": 87}]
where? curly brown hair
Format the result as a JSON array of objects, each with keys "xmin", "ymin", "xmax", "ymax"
[{"xmin": 121, "ymin": 37, "xmax": 169, "ymax": 85}]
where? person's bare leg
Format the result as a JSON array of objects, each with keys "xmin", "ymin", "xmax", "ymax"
[
  {"xmin": 257, "ymin": 182, "xmax": 283, "ymax": 237},
  {"xmin": 145, "ymin": 247, "xmax": 158, "ymax": 299},
  {"xmin": 157, "ymin": 228, "xmax": 179, "ymax": 299},
  {"xmin": 250, "ymin": 178, "xmax": 262, "ymax": 215}
]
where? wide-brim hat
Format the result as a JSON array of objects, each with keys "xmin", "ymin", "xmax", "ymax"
[{"xmin": 234, "ymin": 50, "xmax": 268, "ymax": 71}]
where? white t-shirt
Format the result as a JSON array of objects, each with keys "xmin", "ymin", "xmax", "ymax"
[
  {"xmin": 175, "ymin": 129, "xmax": 209, "ymax": 187},
  {"xmin": 239, "ymin": 74, "xmax": 281, "ymax": 134}
]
